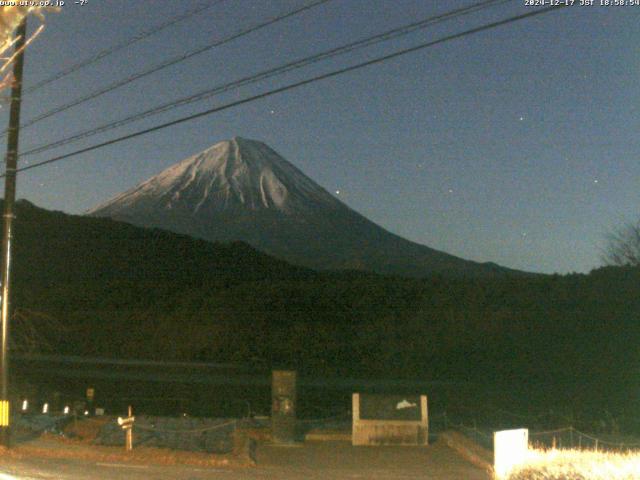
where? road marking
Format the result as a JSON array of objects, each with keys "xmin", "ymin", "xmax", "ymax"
[
  {"xmin": 0, "ymin": 474, "xmax": 20, "ymax": 480},
  {"xmin": 95, "ymin": 463, "xmax": 151, "ymax": 469},
  {"xmin": 183, "ymin": 469, "xmax": 230, "ymax": 473},
  {"xmin": 0, "ymin": 472, "xmax": 44, "ymax": 480}
]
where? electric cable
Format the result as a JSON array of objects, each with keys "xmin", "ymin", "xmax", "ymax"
[
  {"xmin": 4, "ymin": 0, "xmax": 333, "ymax": 136},
  {"xmin": 23, "ymin": 0, "xmax": 226, "ymax": 95},
  {"xmin": 21, "ymin": 0, "xmax": 511, "ymax": 158},
  {"xmin": 6, "ymin": 4, "xmax": 567, "ymax": 177}
]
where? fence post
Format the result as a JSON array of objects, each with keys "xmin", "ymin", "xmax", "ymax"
[
  {"xmin": 118, "ymin": 405, "xmax": 135, "ymax": 452},
  {"xmin": 595, "ymin": 438, "xmax": 598, "ymax": 452},
  {"xmin": 126, "ymin": 405, "xmax": 133, "ymax": 451}
]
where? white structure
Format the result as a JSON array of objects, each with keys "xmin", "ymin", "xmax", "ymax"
[
  {"xmin": 494, "ymin": 428, "xmax": 529, "ymax": 478},
  {"xmin": 352, "ymin": 393, "xmax": 428, "ymax": 446}
]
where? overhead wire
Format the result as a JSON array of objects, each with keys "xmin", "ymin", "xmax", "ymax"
[
  {"xmin": 23, "ymin": 0, "xmax": 227, "ymax": 95},
  {"xmin": 21, "ymin": 0, "xmax": 511, "ymax": 158},
  {"xmin": 6, "ymin": 4, "xmax": 567, "ymax": 177},
  {"xmin": 3, "ymin": 0, "xmax": 333, "ymax": 136}
]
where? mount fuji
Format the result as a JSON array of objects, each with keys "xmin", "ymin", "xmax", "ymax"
[{"xmin": 88, "ymin": 137, "xmax": 519, "ymax": 277}]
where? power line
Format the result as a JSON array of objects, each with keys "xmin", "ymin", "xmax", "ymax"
[
  {"xmin": 5, "ymin": 0, "xmax": 333, "ymax": 135},
  {"xmin": 23, "ymin": 0, "xmax": 226, "ymax": 95},
  {"xmin": 21, "ymin": 0, "xmax": 510, "ymax": 158},
  {"xmin": 8, "ymin": 4, "xmax": 567, "ymax": 177},
  {"xmin": 13, "ymin": 353, "xmax": 249, "ymax": 370}
]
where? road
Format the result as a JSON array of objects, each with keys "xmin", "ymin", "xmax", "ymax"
[{"xmin": 0, "ymin": 441, "xmax": 490, "ymax": 479}]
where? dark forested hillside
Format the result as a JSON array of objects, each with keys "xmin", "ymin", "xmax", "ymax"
[{"xmin": 7, "ymin": 200, "xmax": 640, "ymax": 416}]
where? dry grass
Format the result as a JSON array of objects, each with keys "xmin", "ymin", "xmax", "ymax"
[
  {"xmin": 507, "ymin": 448, "xmax": 640, "ymax": 480},
  {"xmin": 62, "ymin": 416, "xmax": 111, "ymax": 443}
]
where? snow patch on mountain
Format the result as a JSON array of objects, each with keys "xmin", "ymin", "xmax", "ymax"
[{"xmin": 88, "ymin": 137, "xmax": 342, "ymax": 217}]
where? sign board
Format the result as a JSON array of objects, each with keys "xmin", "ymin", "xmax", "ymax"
[
  {"xmin": 360, "ymin": 394, "xmax": 422, "ymax": 421},
  {"xmin": 352, "ymin": 393, "xmax": 428, "ymax": 446},
  {"xmin": 494, "ymin": 428, "xmax": 529, "ymax": 479},
  {"xmin": 117, "ymin": 415, "xmax": 135, "ymax": 430}
]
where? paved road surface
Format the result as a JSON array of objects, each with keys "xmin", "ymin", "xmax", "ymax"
[{"xmin": 0, "ymin": 440, "xmax": 491, "ymax": 479}]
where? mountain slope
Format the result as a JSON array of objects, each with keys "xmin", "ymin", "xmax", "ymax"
[
  {"xmin": 89, "ymin": 137, "xmax": 523, "ymax": 278},
  {"xmin": 11, "ymin": 199, "xmax": 312, "ymax": 291}
]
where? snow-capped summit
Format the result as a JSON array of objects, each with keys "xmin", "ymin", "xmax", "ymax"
[
  {"xmin": 89, "ymin": 138, "xmax": 519, "ymax": 278},
  {"xmin": 89, "ymin": 137, "xmax": 341, "ymax": 218}
]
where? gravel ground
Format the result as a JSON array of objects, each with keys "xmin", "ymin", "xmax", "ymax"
[{"xmin": 0, "ymin": 438, "xmax": 491, "ymax": 479}]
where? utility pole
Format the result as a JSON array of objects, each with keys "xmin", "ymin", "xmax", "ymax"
[{"xmin": 0, "ymin": 18, "xmax": 27, "ymax": 447}]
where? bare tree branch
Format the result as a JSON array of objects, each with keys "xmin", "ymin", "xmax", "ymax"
[
  {"xmin": 603, "ymin": 221, "xmax": 640, "ymax": 267},
  {"xmin": 11, "ymin": 308, "xmax": 68, "ymax": 353}
]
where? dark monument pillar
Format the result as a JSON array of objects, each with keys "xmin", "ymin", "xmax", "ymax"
[{"xmin": 271, "ymin": 370, "xmax": 297, "ymax": 444}]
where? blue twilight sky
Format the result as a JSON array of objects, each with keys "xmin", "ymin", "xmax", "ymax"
[{"xmin": 1, "ymin": 0, "xmax": 638, "ymax": 274}]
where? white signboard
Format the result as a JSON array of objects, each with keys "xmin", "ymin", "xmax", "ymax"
[{"xmin": 494, "ymin": 428, "xmax": 529, "ymax": 478}]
